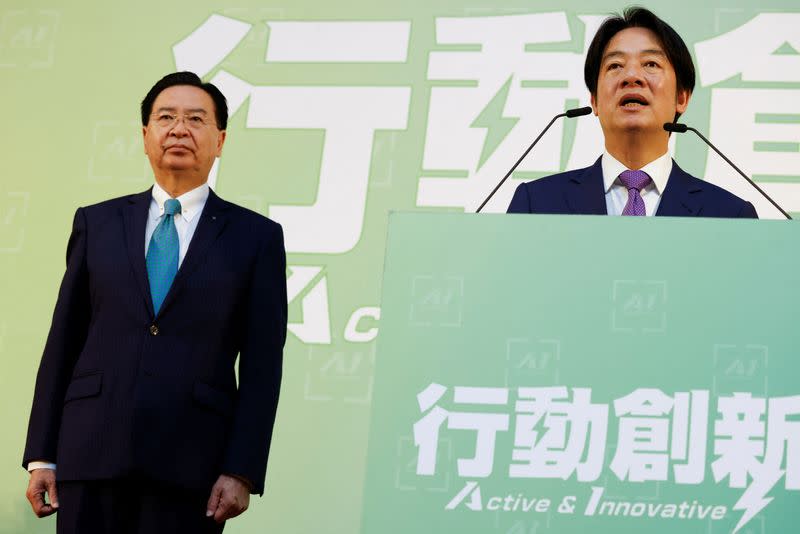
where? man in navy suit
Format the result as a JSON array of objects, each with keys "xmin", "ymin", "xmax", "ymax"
[
  {"xmin": 508, "ymin": 7, "xmax": 757, "ymax": 218},
  {"xmin": 23, "ymin": 72, "xmax": 287, "ymax": 533}
]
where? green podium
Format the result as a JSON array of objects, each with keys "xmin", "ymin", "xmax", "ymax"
[{"xmin": 362, "ymin": 213, "xmax": 798, "ymax": 534}]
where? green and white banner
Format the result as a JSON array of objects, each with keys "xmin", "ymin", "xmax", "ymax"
[
  {"xmin": 364, "ymin": 213, "xmax": 797, "ymax": 534},
  {"xmin": 1, "ymin": 1, "xmax": 798, "ymax": 533}
]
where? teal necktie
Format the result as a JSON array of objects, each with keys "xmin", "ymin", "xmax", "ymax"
[{"xmin": 146, "ymin": 198, "xmax": 181, "ymax": 314}]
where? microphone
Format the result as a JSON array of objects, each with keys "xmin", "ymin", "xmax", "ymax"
[
  {"xmin": 663, "ymin": 122, "xmax": 792, "ymax": 220},
  {"xmin": 566, "ymin": 106, "xmax": 593, "ymax": 118},
  {"xmin": 476, "ymin": 106, "xmax": 592, "ymax": 213}
]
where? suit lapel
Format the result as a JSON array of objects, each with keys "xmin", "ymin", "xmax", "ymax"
[
  {"xmin": 564, "ymin": 158, "xmax": 608, "ymax": 215},
  {"xmin": 122, "ymin": 189, "xmax": 155, "ymax": 318},
  {"xmin": 656, "ymin": 161, "xmax": 702, "ymax": 216},
  {"xmin": 156, "ymin": 188, "xmax": 230, "ymax": 318}
]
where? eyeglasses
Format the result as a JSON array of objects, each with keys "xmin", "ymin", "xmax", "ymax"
[{"xmin": 150, "ymin": 112, "xmax": 215, "ymax": 130}]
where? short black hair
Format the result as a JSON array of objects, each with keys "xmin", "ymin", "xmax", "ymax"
[
  {"xmin": 141, "ymin": 71, "xmax": 228, "ymax": 130},
  {"xmin": 584, "ymin": 7, "xmax": 695, "ymax": 102}
]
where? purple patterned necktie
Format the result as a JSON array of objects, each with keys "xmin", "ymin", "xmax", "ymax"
[{"xmin": 619, "ymin": 169, "xmax": 652, "ymax": 216}]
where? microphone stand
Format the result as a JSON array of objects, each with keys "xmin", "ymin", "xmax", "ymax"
[
  {"xmin": 664, "ymin": 122, "xmax": 792, "ymax": 220},
  {"xmin": 476, "ymin": 106, "xmax": 592, "ymax": 213}
]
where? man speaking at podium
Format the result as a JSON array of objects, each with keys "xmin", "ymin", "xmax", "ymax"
[
  {"xmin": 23, "ymin": 72, "xmax": 287, "ymax": 533},
  {"xmin": 508, "ymin": 7, "xmax": 757, "ymax": 218}
]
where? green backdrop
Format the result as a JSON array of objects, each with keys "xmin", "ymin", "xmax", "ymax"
[{"xmin": 1, "ymin": 1, "xmax": 798, "ymax": 532}]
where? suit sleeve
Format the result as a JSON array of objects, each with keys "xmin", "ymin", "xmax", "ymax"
[
  {"xmin": 222, "ymin": 223, "xmax": 287, "ymax": 495},
  {"xmin": 22, "ymin": 208, "xmax": 91, "ymax": 468},
  {"xmin": 507, "ymin": 183, "xmax": 532, "ymax": 213},
  {"xmin": 737, "ymin": 201, "xmax": 758, "ymax": 219}
]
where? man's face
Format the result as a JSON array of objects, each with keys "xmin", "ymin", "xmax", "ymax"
[
  {"xmin": 591, "ymin": 27, "xmax": 690, "ymax": 139},
  {"xmin": 142, "ymin": 85, "xmax": 225, "ymax": 178}
]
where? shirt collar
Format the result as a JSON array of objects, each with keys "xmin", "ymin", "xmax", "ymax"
[
  {"xmin": 151, "ymin": 181, "xmax": 210, "ymax": 223},
  {"xmin": 601, "ymin": 150, "xmax": 673, "ymax": 195}
]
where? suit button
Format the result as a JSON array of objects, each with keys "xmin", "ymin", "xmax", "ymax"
[{"xmin": 149, "ymin": 324, "xmax": 159, "ymax": 336}]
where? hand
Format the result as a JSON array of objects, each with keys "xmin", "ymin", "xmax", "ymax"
[
  {"xmin": 206, "ymin": 474, "xmax": 251, "ymax": 523},
  {"xmin": 26, "ymin": 468, "xmax": 59, "ymax": 518}
]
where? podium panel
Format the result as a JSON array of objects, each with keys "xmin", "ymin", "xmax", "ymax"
[{"xmin": 362, "ymin": 213, "xmax": 798, "ymax": 534}]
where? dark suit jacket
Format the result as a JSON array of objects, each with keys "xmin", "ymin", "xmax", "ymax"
[
  {"xmin": 23, "ymin": 188, "xmax": 287, "ymax": 495},
  {"xmin": 507, "ymin": 158, "xmax": 758, "ymax": 218}
]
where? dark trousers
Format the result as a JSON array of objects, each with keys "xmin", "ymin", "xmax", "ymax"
[{"xmin": 56, "ymin": 479, "xmax": 225, "ymax": 534}]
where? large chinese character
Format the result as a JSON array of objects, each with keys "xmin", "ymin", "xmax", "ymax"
[
  {"xmin": 713, "ymin": 394, "xmax": 800, "ymax": 533},
  {"xmin": 695, "ymin": 14, "xmax": 800, "ymax": 218},
  {"xmin": 417, "ymin": 13, "xmax": 606, "ymax": 212},
  {"xmin": 413, "ymin": 384, "xmax": 509, "ymax": 478},
  {"xmin": 173, "ymin": 16, "xmax": 412, "ymax": 253},
  {"xmin": 510, "ymin": 387, "xmax": 608, "ymax": 481},
  {"xmin": 610, "ymin": 389, "xmax": 708, "ymax": 483}
]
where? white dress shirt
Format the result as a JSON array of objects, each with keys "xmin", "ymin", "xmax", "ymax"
[
  {"xmin": 602, "ymin": 150, "xmax": 672, "ymax": 216},
  {"xmin": 27, "ymin": 182, "xmax": 210, "ymax": 473}
]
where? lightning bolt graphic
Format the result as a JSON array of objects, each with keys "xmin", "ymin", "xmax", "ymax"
[
  {"xmin": 732, "ymin": 468, "xmax": 784, "ymax": 533},
  {"xmin": 471, "ymin": 76, "xmax": 519, "ymax": 171}
]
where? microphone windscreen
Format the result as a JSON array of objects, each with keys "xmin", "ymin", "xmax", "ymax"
[
  {"xmin": 565, "ymin": 106, "xmax": 592, "ymax": 118},
  {"xmin": 663, "ymin": 122, "xmax": 689, "ymax": 133}
]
